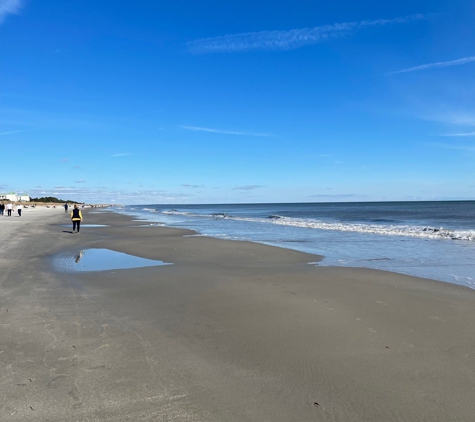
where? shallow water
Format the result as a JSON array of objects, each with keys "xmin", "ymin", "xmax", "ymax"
[
  {"xmin": 126, "ymin": 223, "xmax": 165, "ymax": 228},
  {"xmin": 54, "ymin": 248, "xmax": 172, "ymax": 272},
  {"xmin": 61, "ymin": 224, "xmax": 109, "ymax": 228},
  {"xmin": 120, "ymin": 202, "xmax": 475, "ymax": 289}
]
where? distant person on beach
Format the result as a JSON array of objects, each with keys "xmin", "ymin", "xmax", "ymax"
[
  {"xmin": 70, "ymin": 204, "xmax": 83, "ymax": 233},
  {"xmin": 64, "ymin": 203, "xmax": 68, "ymax": 212},
  {"xmin": 0, "ymin": 203, "xmax": 4, "ymax": 216},
  {"xmin": 16, "ymin": 203, "xmax": 22, "ymax": 217},
  {"xmin": 6, "ymin": 203, "xmax": 12, "ymax": 217}
]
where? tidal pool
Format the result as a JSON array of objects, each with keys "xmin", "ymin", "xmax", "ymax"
[
  {"xmin": 61, "ymin": 224, "xmax": 109, "ymax": 228},
  {"xmin": 54, "ymin": 248, "xmax": 172, "ymax": 272}
]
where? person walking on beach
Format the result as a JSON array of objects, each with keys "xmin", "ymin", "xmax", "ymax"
[
  {"xmin": 70, "ymin": 204, "xmax": 83, "ymax": 233},
  {"xmin": 0, "ymin": 203, "xmax": 4, "ymax": 216},
  {"xmin": 16, "ymin": 203, "xmax": 22, "ymax": 217},
  {"xmin": 6, "ymin": 202, "xmax": 12, "ymax": 217},
  {"xmin": 64, "ymin": 203, "xmax": 68, "ymax": 212}
]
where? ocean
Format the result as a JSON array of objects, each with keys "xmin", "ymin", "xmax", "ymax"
[{"xmin": 118, "ymin": 201, "xmax": 475, "ymax": 289}]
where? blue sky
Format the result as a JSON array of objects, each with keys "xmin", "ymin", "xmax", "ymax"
[{"xmin": 1, "ymin": 0, "xmax": 474, "ymax": 204}]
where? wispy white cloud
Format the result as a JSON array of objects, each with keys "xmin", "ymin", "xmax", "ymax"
[
  {"xmin": 182, "ymin": 125, "xmax": 270, "ymax": 137},
  {"xmin": 439, "ymin": 131, "xmax": 475, "ymax": 137},
  {"xmin": 43, "ymin": 186, "xmax": 192, "ymax": 204},
  {"xmin": 418, "ymin": 109, "xmax": 475, "ymax": 128},
  {"xmin": 187, "ymin": 14, "xmax": 425, "ymax": 54},
  {"xmin": 232, "ymin": 185, "xmax": 263, "ymax": 191},
  {"xmin": 182, "ymin": 184, "xmax": 205, "ymax": 188},
  {"xmin": 75, "ymin": 180, "xmax": 86, "ymax": 183},
  {"xmin": 112, "ymin": 153, "xmax": 133, "ymax": 157},
  {"xmin": 0, "ymin": 0, "xmax": 22, "ymax": 25},
  {"xmin": 392, "ymin": 56, "xmax": 475, "ymax": 74},
  {"xmin": 0, "ymin": 129, "xmax": 27, "ymax": 136}
]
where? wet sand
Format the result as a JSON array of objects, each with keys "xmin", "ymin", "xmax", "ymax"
[{"xmin": 1, "ymin": 209, "xmax": 475, "ymax": 421}]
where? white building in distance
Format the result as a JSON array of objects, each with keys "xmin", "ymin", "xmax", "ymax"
[{"xmin": 0, "ymin": 191, "xmax": 30, "ymax": 202}]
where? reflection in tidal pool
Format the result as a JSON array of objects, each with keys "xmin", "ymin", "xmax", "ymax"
[
  {"xmin": 56, "ymin": 248, "xmax": 172, "ymax": 272},
  {"xmin": 61, "ymin": 224, "xmax": 109, "ymax": 228}
]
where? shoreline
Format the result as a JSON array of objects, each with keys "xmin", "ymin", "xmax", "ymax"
[
  {"xmin": 116, "ymin": 205, "xmax": 475, "ymax": 290},
  {"xmin": 1, "ymin": 209, "xmax": 475, "ymax": 421}
]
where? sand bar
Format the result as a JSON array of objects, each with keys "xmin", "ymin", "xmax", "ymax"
[{"xmin": 1, "ymin": 208, "xmax": 474, "ymax": 421}]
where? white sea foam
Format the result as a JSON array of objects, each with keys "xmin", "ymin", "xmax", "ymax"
[
  {"xmin": 229, "ymin": 216, "xmax": 475, "ymax": 241},
  {"xmin": 449, "ymin": 275, "xmax": 475, "ymax": 289},
  {"xmin": 119, "ymin": 204, "xmax": 475, "ymax": 289},
  {"xmin": 142, "ymin": 208, "xmax": 475, "ymax": 242},
  {"xmin": 162, "ymin": 210, "xmax": 192, "ymax": 216}
]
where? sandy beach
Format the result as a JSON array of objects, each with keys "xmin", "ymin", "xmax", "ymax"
[{"xmin": 1, "ymin": 208, "xmax": 474, "ymax": 421}]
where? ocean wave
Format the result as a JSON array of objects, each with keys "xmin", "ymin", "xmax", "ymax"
[
  {"xmin": 137, "ymin": 208, "xmax": 475, "ymax": 242},
  {"xmin": 450, "ymin": 275, "xmax": 475, "ymax": 289},
  {"xmin": 162, "ymin": 210, "xmax": 193, "ymax": 216},
  {"xmin": 269, "ymin": 217, "xmax": 475, "ymax": 241},
  {"xmin": 225, "ymin": 216, "xmax": 475, "ymax": 241}
]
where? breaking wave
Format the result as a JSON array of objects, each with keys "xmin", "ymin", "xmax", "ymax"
[
  {"xmin": 143, "ymin": 209, "xmax": 475, "ymax": 241},
  {"xmin": 265, "ymin": 216, "xmax": 475, "ymax": 241}
]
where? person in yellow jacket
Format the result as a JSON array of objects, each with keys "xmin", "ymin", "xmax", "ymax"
[{"xmin": 70, "ymin": 204, "xmax": 83, "ymax": 233}]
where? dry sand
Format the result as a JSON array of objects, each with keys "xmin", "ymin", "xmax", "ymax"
[{"xmin": 1, "ymin": 209, "xmax": 474, "ymax": 421}]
